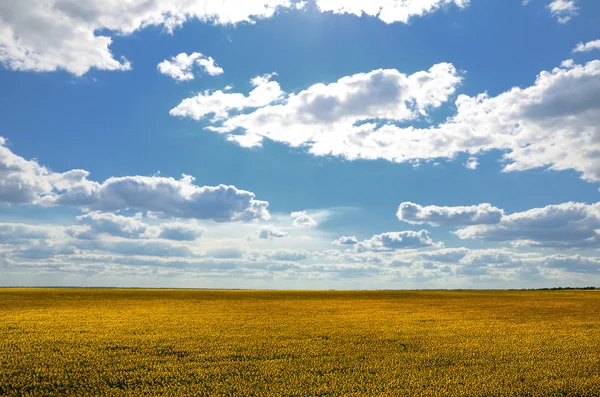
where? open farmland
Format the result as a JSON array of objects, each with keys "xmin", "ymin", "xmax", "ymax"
[{"xmin": 1, "ymin": 289, "xmax": 599, "ymax": 396}]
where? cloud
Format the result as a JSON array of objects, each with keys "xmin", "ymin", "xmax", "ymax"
[
  {"xmin": 75, "ymin": 239, "xmax": 195, "ymax": 258},
  {"xmin": 170, "ymin": 74, "xmax": 284, "ymax": 121},
  {"xmin": 314, "ymin": 0, "xmax": 470, "ymax": 24},
  {"xmin": 455, "ymin": 202, "xmax": 600, "ymax": 248},
  {"xmin": 50, "ymin": 174, "xmax": 270, "ymax": 222},
  {"xmin": 0, "ymin": 0, "xmax": 305, "ymax": 76},
  {"xmin": 182, "ymin": 60, "xmax": 600, "ymax": 183},
  {"xmin": 333, "ymin": 236, "xmax": 359, "ymax": 245},
  {"xmin": 464, "ymin": 157, "xmax": 479, "ymax": 170},
  {"xmin": 538, "ymin": 254, "xmax": 600, "ymax": 274},
  {"xmin": 397, "ymin": 202, "xmax": 504, "ymax": 226},
  {"xmin": 420, "ymin": 248, "xmax": 469, "ymax": 262},
  {"xmin": 200, "ymin": 63, "xmax": 462, "ymax": 149},
  {"xmin": 72, "ymin": 212, "xmax": 151, "ymax": 240},
  {"xmin": 158, "ymin": 52, "xmax": 223, "ymax": 81},
  {"xmin": 356, "ymin": 230, "xmax": 442, "ymax": 252},
  {"xmin": 245, "ymin": 249, "xmax": 308, "ymax": 262},
  {"xmin": 157, "ymin": 222, "xmax": 204, "ymax": 241},
  {"xmin": 290, "ymin": 210, "xmax": 318, "ymax": 228},
  {"xmin": 0, "ymin": 223, "xmax": 54, "ymax": 245},
  {"xmin": 547, "ymin": 0, "xmax": 578, "ymax": 23},
  {"xmin": 248, "ymin": 226, "xmax": 289, "ymax": 240},
  {"xmin": 0, "ymin": 138, "xmax": 270, "ymax": 222},
  {"xmin": 573, "ymin": 40, "xmax": 600, "ymax": 53}
]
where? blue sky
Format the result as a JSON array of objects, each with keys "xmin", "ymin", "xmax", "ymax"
[{"xmin": 1, "ymin": 0, "xmax": 600, "ymax": 288}]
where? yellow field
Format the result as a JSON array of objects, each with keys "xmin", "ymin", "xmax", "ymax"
[{"xmin": 1, "ymin": 289, "xmax": 599, "ymax": 396}]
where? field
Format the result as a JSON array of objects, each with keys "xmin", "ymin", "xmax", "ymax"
[{"xmin": 1, "ymin": 289, "xmax": 599, "ymax": 396}]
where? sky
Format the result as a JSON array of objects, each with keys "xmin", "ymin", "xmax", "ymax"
[{"xmin": 1, "ymin": 0, "xmax": 600, "ymax": 289}]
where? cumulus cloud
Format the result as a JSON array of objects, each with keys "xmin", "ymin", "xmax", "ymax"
[
  {"xmin": 573, "ymin": 40, "xmax": 600, "ymax": 53},
  {"xmin": 290, "ymin": 210, "xmax": 318, "ymax": 228},
  {"xmin": 0, "ymin": 138, "xmax": 270, "ymax": 222},
  {"xmin": 538, "ymin": 254, "xmax": 600, "ymax": 274},
  {"xmin": 314, "ymin": 0, "xmax": 470, "ymax": 24},
  {"xmin": 397, "ymin": 202, "xmax": 504, "ymax": 226},
  {"xmin": 49, "ymin": 175, "xmax": 270, "ymax": 222},
  {"xmin": 356, "ymin": 230, "xmax": 441, "ymax": 252},
  {"xmin": 0, "ymin": 223, "xmax": 54, "ymax": 245},
  {"xmin": 157, "ymin": 222, "xmax": 204, "ymax": 241},
  {"xmin": 170, "ymin": 74, "xmax": 284, "ymax": 121},
  {"xmin": 158, "ymin": 52, "xmax": 223, "ymax": 81},
  {"xmin": 420, "ymin": 248, "xmax": 469, "ymax": 262},
  {"xmin": 200, "ymin": 63, "xmax": 462, "ymax": 149},
  {"xmin": 71, "ymin": 212, "xmax": 151, "ymax": 240},
  {"xmin": 333, "ymin": 236, "xmax": 359, "ymax": 245},
  {"xmin": 248, "ymin": 226, "xmax": 289, "ymax": 240},
  {"xmin": 464, "ymin": 157, "xmax": 479, "ymax": 170},
  {"xmin": 180, "ymin": 60, "xmax": 600, "ymax": 183},
  {"xmin": 455, "ymin": 202, "xmax": 600, "ymax": 248},
  {"xmin": 0, "ymin": 0, "xmax": 306, "ymax": 76},
  {"xmin": 547, "ymin": 0, "xmax": 578, "ymax": 23}
]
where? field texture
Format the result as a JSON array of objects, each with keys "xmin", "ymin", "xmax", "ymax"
[{"xmin": 1, "ymin": 289, "xmax": 599, "ymax": 396}]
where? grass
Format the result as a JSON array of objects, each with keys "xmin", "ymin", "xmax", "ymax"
[{"xmin": 1, "ymin": 289, "xmax": 599, "ymax": 396}]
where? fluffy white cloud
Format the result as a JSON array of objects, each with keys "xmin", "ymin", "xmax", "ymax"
[
  {"xmin": 249, "ymin": 226, "xmax": 289, "ymax": 240},
  {"xmin": 573, "ymin": 40, "xmax": 600, "ymax": 53},
  {"xmin": 455, "ymin": 202, "xmax": 600, "ymax": 248},
  {"xmin": 71, "ymin": 212, "xmax": 151, "ymax": 240},
  {"xmin": 547, "ymin": 0, "xmax": 578, "ymax": 23},
  {"xmin": 464, "ymin": 157, "xmax": 479, "ymax": 170},
  {"xmin": 158, "ymin": 222, "xmax": 204, "ymax": 241},
  {"xmin": 333, "ymin": 236, "xmax": 359, "ymax": 245},
  {"xmin": 356, "ymin": 230, "xmax": 441, "ymax": 251},
  {"xmin": 170, "ymin": 73, "xmax": 284, "ymax": 121},
  {"xmin": 420, "ymin": 248, "xmax": 469, "ymax": 262},
  {"xmin": 187, "ymin": 60, "xmax": 600, "ymax": 183},
  {"xmin": 0, "ymin": 0, "xmax": 305, "ymax": 76},
  {"xmin": 158, "ymin": 52, "xmax": 223, "ymax": 81},
  {"xmin": 0, "ymin": 137, "xmax": 82, "ymax": 205},
  {"xmin": 0, "ymin": 223, "xmax": 54, "ymax": 245},
  {"xmin": 0, "ymin": 138, "xmax": 270, "ymax": 222},
  {"xmin": 202, "ymin": 63, "xmax": 462, "ymax": 150},
  {"xmin": 49, "ymin": 175, "xmax": 270, "ymax": 222},
  {"xmin": 290, "ymin": 210, "xmax": 318, "ymax": 228},
  {"xmin": 314, "ymin": 0, "xmax": 470, "ymax": 24},
  {"xmin": 397, "ymin": 202, "xmax": 504, "ymax": 226}
]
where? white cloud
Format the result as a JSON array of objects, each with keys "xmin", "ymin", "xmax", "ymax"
[
  {"xmin": 356, "ymin": 230, "xmax": 442, "ymax": 251},
  {"xmin": 187, "ymin": 60, "xmax": 600, "ymax": 183},
  {"xmin": 537, "ymin": 254, "xmax": 600, "ymax": 274},
  {"xmin": 464, "ymin": 157, "xmax": 479, "ymax": 170},
  {"xmin": 158, "ymin": 52, "xmax": 223, "ymax": 81},
  {"xmin": 70, "ymin": 212, "xmax": 152, "ymax": 240},
  {"xmin": 195, "ymin": 63, "xmax": 462, "ymax": 148},
  {"xmin": 397, "ymin": 202, "xmax": 504, "ymax": 226},
  {"xmin": 0, "ymin": 0, "xmax": 305, "ymax": 76},
  {"xmin": 547, "ymin": 0, "xmax": 578, "ymax": 23},
  {"xmin": 573, "ymin": 40, "xmax": 600, "ymax": 53},
  {"xmin": 48, "ymin": 174, "xmax": 270, "ymax": 222},
  {"xmin": 0, "ymin": 137, "xmax": 270, "ymax": 222},
  {"xmin": 291, "ymin": 210, "xmax": 318, "ymax": 228},
  {"xmin": 314, "ymin": 0, "xmax": 470, "ymax": 24},
  {"xmin": 455, "ymin": 202, "xmax": 600, "ymax": 248},
  {"xmin": 420, "ymin": 248, "xmax": 469, "ymax": 262},
  {"xmin": 158, "ymin": 222, "xmax": 204, "ymax": 241},
  {"xmin": 0, "ymin": 223, "xmax": 54, "ymax": 245},
  {"xmin": 170, "ymin": 74, "xmax": 284, "ymax": 121},
  {"xmin": 249, "ymin": 226, "xmax": 289, "ymax": 240},
  {"xmin": 333, "ymin": 236, "xmax": 359, "ymax": 245}
]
